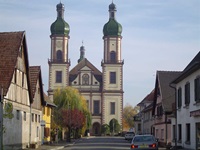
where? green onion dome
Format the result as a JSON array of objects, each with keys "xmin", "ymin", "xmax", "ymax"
[
  {"xmin": 50, "ymin": 2, "xmax": 70, "ymax": 36},
  {"xmin": 103, "ymin": 19, "xmax": 122, "ymax": 36},
  {"xmin": 103, "ymin": 2, "xmax": 122, "ymax": 36}
]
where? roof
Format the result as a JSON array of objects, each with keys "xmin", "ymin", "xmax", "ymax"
[
  {"xmin": 69, "ymin": 58, "xmax": 102, "ymax": 82},
  {"xmin": 29, "ymin": 66, "xmax": 41, "ymax": 98},
  {"xmin": 29, "ymin": 66, "xmax": 45, "ymax": 105},
  {"xmin": 153, "ymin": 71, "xmax": 181, "ymax": 114},
  {"xmin": 43, "ymin": 93, "xmax": 57, "ymax": 107},
  {"xmin": 0, "ymin": 31, "xmax": 32, "ymax": 101},
  {"xmin": 138, "ymin": 89, "xmax": 155, "ymax": 106},
  {"xmin": 172, "ymin": 51, "xmax": 200, "ymax": 83}
]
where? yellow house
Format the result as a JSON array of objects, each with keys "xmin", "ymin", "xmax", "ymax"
[{"xmin": 42, "ymin": 93, "xmax": 56, "ymax": 143}]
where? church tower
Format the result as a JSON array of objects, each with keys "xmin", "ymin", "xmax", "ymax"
[
  {"xmin": 102, "ymin": 2, "xmax": 124, "ymax": 126},
  {"xmin": 48, "ymin": 2, "xmax": 70, "ymax": 100}
]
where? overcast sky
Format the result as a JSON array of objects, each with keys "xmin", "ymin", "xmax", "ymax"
[{"xmin": 0, "ymin": 0, "xmax": 199, "ymax": 107}]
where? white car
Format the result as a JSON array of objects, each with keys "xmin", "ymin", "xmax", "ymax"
[
  {"xmin": 130, "ymin": 134, "xmax": 158, "ymax": 150},
  {"xmin": 125, "ymin": 131, "xmax": 135, "ymax": 141}
]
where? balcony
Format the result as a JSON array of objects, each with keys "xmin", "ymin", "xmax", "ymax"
[
  {"xmin": 48, "ymin": 59, "xmax": 70, "ymax": 65},
  {"xmin": 101, "ymin": 59, "xmax": 124, "ymax": 65}
]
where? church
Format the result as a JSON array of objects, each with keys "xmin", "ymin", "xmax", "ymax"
[{"xmin": 48, "ymin": 2, "xmax": 124, "ymax": 135}]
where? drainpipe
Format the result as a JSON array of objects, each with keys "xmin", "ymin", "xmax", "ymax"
[{"xmin": 169, "ymin": 84, "xmax": 177, "ymax": 150}]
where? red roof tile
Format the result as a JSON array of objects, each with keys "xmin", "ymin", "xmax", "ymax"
[{"xmin": 0, "ymin": 31, "xmax": 25, "ymax": 95}]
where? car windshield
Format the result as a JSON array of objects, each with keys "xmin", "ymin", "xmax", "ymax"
[
  {"xmin": 127, "ymin": 132, "xmax": 134, "ymax": 134},
  {"xmin": 133, "ymin": 136, "xmax": 154, "ymax": 142}
]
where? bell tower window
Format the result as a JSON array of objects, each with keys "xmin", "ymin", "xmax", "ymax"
[
  {"xmin": 56, "ymin": 71, "xmax": 62, "ymax": 83},
  {"xmin": 82, "ymin": 74, "xmax": 89, "ymax": 85},
  {"xmin": 110, "ymin": 72, "xmax": 116, "ymax": 84},
  {"xmin": 56, "ymin": 50, "xmax": 62, "ymax": 62},
  {"xmin": 110, "ymin": 51, "xmax": 116, "ymax": 62}
]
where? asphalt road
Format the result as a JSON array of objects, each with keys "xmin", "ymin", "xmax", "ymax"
[{"xmin": 62, "ymin": 136, "xmax": 131, "ymax": 150}]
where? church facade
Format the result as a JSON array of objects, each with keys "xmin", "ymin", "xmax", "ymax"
[{"xmin": 48, "ymin": 2, "xmax": 124, "ymax": 135}]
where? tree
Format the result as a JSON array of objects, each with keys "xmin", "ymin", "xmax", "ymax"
[
  {"xmin": 53, "ymin": 87, "xmax": 91, "ymax": 141},
  {"xmin": 101, "ymin": 124, "xmax": 110, "ymax": 136},
  {"xmin": 109, "ymin": 118, "xmax": 121, "ymax": 135},
  {"xmin": 123, "ymin": 103, "xmax": 139, "ymax": 129}
]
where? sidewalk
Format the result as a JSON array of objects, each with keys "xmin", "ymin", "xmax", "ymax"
[{"xmin": 25, "ymin": 139, "xmax": 77, "ymax": 150}]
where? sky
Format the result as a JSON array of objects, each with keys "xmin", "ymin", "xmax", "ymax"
[{"xmin": 0, "ymin": 0, "xmax": 199, "ymax": 107}]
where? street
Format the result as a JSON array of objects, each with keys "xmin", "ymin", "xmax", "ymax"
[
  {"xmin": 61, "ymin": 136, "xmax": 167, "ymax": 150},
  {"xmin": 63, "ymin": 136, "xmax": 130, "ymax": 150}
]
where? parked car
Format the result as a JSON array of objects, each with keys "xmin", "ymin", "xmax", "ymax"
[
  {"xmin": 130, "ymin": 134, "xmax": 158, "ymax": 150},
  {"xmin": 125, "ymin": 131, "xmax": 135, "ymax": 141}
]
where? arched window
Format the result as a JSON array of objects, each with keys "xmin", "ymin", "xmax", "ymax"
[
  {"xmin": 82, "ymin": 74, "xmax": 89, "ymax": 85},
  {"xmin": 110, "ymin": 51, "xmax": 116, "ymax": 62},
  {"xmin": 56, "ymin": 50, "xmax": 62, "ymax": 62}
]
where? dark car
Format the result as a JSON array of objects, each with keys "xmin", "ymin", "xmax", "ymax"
[{"xmin": 130, "ymin": 134, "xmax": 158, "ymax": 150}]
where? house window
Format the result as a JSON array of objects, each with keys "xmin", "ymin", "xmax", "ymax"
[
  {"xmin": 177, "ymin": 88, "xmax": 182, "ymax": 108},
  {"xmin": 110, "ymin": 51, "xmax": 116, "ymax": 62},
  {"xmin": 14, "ymin": 68, "xmax": 17, "ymax": 84},
  {"xmin": 56, "ymin": 71, "xmax": 62, "ymax": 83},
  {"xmin": 185, "ymin": 82, "xmax": 190, "ymax": 106},
  {"xmin": 24, "ymin": 111, "xmax": 26, "ymax": 121},
  {"xmin": 38, "ymin": 115, "xmax": 40, "ymax": 123},
  {"xmin": 110, "ymin": 102, "xmax": 115, "ymax": 114},
  {"xmin": 35, "ymin": 114, "xmax": 37, "ymax": 122},
  {"xmin": 16, "ymin": 110, "xmax": 20, "ymax": 120},
  {"xmin": 93, "ymin": 100, "xmax": 100, "ymax": 114},
  {"xmin": 178, "ymin": 124, "xmax": 182, "ymax": 142},
  {"xmin": 195, "ymin": 77, "xmax": 200, "ymax": 102},
  {"xmin": 22, "ymin": 72, "xmax": 24, "ymax": 87},
  {"xmin": 32, "ymin": 113, "xmax": 34, "ymax": 122},
  {"xmin": 110, "ymin": 72, "xmax": 116, "ymax": 84},
  {"xmin": 186, "ymin": 123, "xmax": 190, "ymax": 143},
  {"xmin": 56, "ymin": 50, "xmax": 62, "ymax": 62},
  {"xmin": 82, "ymin": 74, "xmax": 89, "ymax": 85}
]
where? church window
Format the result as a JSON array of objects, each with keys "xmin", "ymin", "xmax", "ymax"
[
  {"xmin": 110, "ymin": 51, "xmax": 116, "ymax": 62},
  {"xmin": 110, "ymin": 72, "xmax": 116, "ymax": 84},
  {"xmin": 93, "ymin": 100, "xmax": 100, "ymax": 114},
  {"xmin": 56, "ymin": 71, "xmax": 62, "ymax": 83},
  {"xmin": 56, "ymin": 50, "xmax": 62, "ymax": 62},
  {"xmin": 82, "ymin": 74, "xmax": 89, "ymax": 85},
  {"xmin": 110, "ymin": 102, "xmax": 115, "ymax": 114}
]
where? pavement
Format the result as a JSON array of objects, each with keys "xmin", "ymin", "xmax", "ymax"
[{"xmin": 25, "ymin": 139, "xmax": 78, "ymax": 150}]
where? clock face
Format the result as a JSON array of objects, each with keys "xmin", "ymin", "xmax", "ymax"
[{"xmin": 56, "ymin": 41, "xmax": 62, "ymax": 48}]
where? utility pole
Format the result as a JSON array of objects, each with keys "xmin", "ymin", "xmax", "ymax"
[{"xmin": 0, "ymin": 86, "xmax": 4, "ymax": 150}]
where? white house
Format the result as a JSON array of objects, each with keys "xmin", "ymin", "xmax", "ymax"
[
  {"xmin": 171, "ymin": 51, "xmax": 200, "ymax": 150},
  {"xmin": 0, "ymin": 31, "xmax": 32, "ymax": 149}
]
